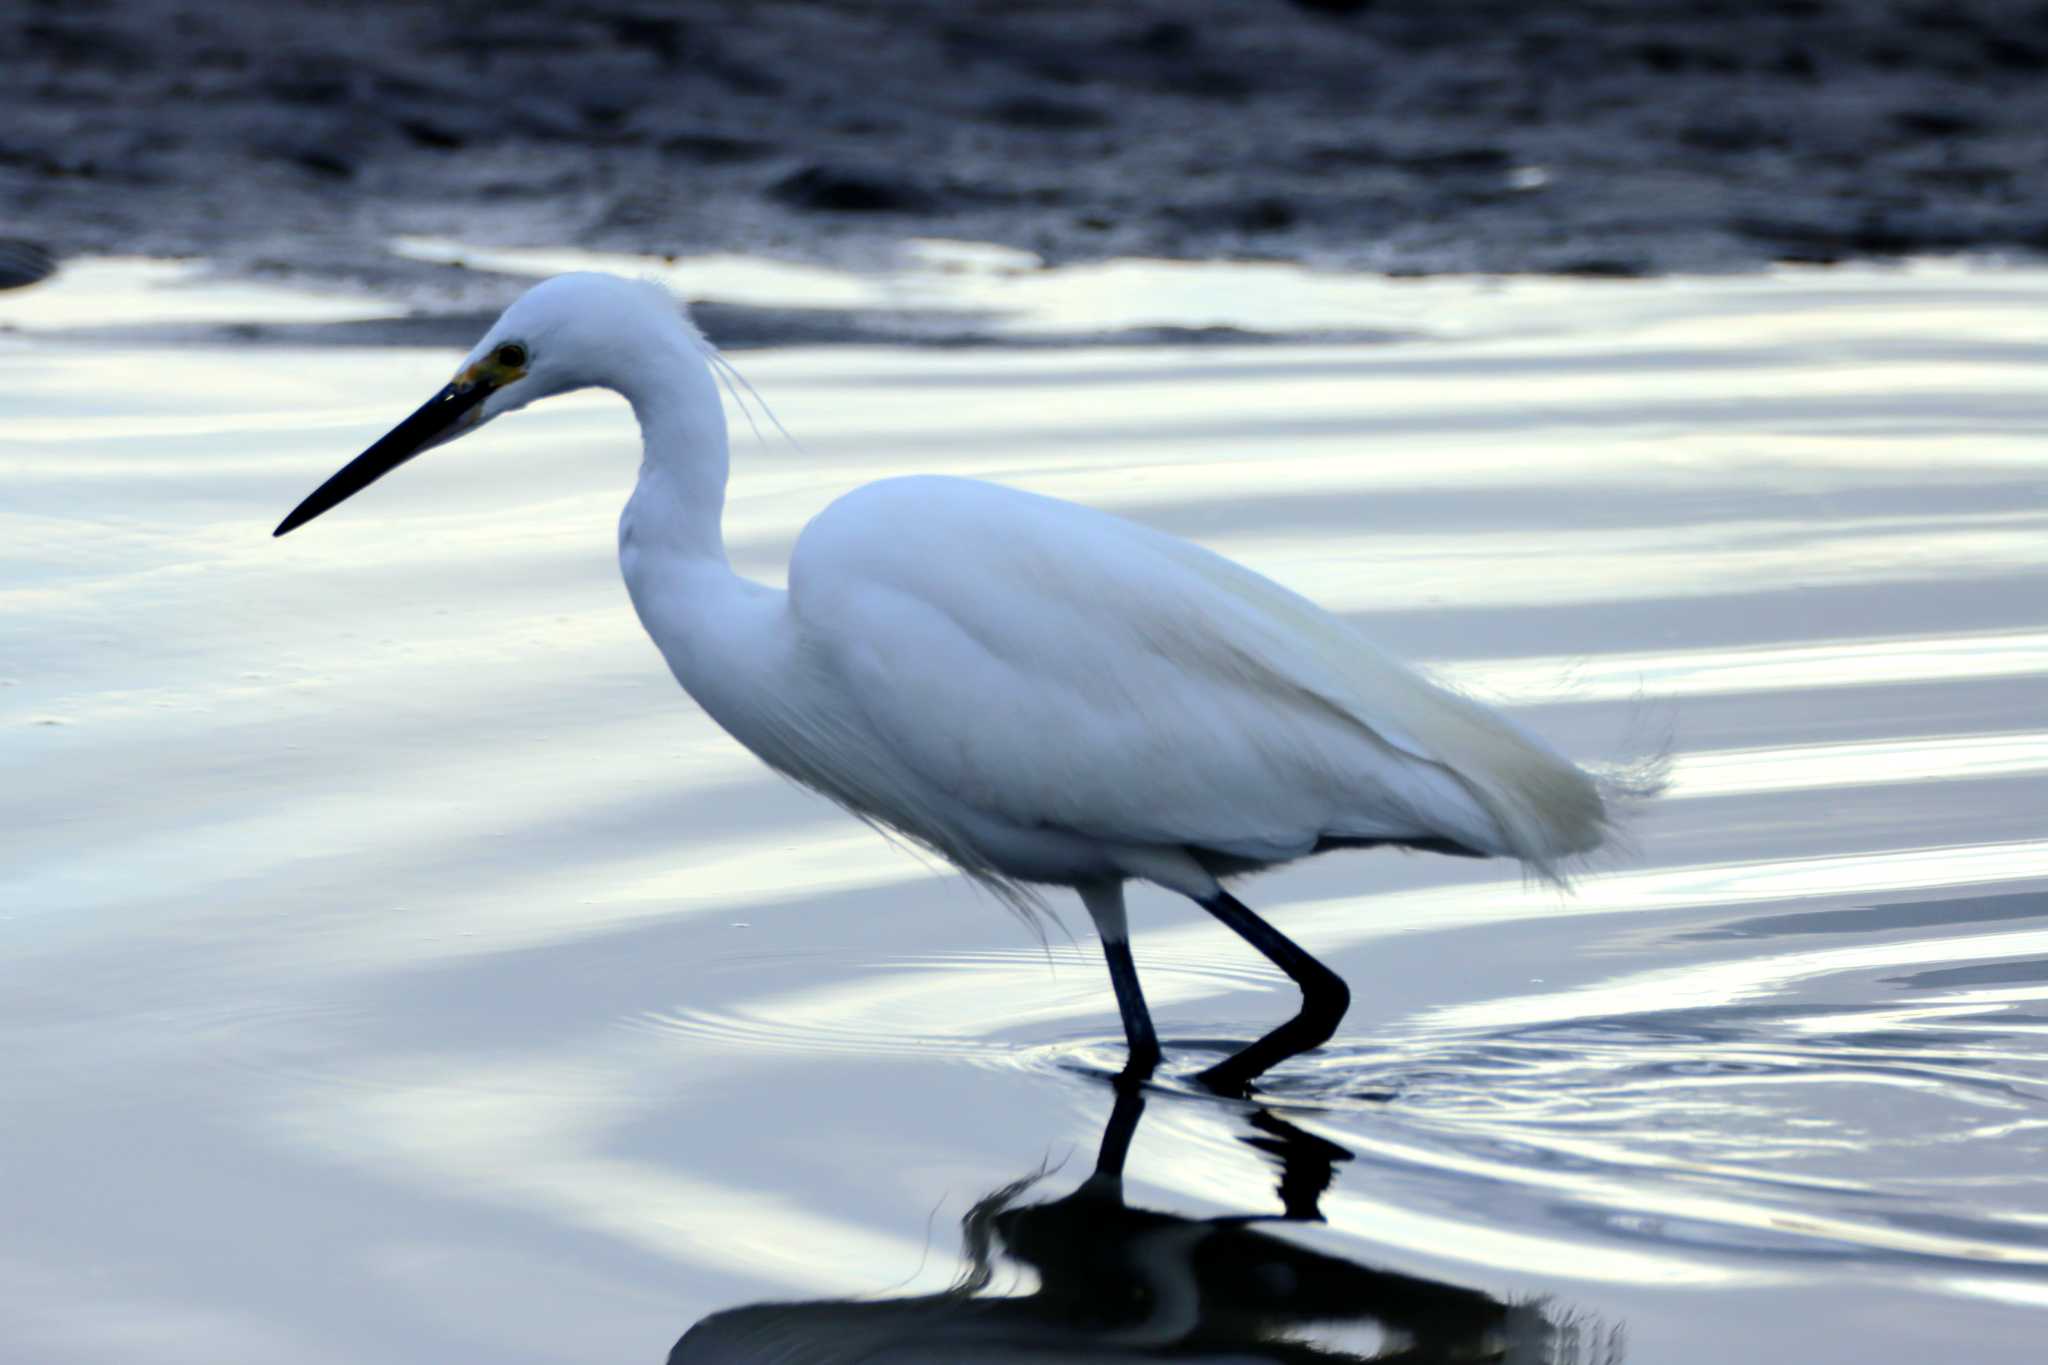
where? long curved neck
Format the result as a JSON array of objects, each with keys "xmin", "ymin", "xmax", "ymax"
[
  {"xmin": 617, "ymin": 336, "xmax": 731, "ymax": 566},
  {"xmin": 613, "ymin": 334, "xmax": 790, "ymax": 740}
]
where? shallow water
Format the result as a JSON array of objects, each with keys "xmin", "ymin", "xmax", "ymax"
[{"xmin": 5, "ymin": 261, "xmax": 2048, "ymax": 1362}]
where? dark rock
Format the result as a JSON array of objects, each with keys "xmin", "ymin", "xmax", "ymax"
[
  {"xmin": 262, "ymin": 73, "xmax": 351, "ymax": 107},
  {"xmin": 0, "ymin": 238, "xmax": 57, "ymax": 291},
  {"xmin": 1634, "ymin": 40, "xmax": 1690, "ymax": 72},
  {"xmin": 607, "ymin": 21, "xmax": 784, "ymax": 97},
  {"xmin": 1680, "ymin": 118, "xmax": 1780, "ymax": 154},
  {"xmin": 0, "ymin": 143, "xmax": 65, "ymax": 177},
  {"xmin": 290, "ymin": 149, "xmax": 355, "ymax": 179},
  {"xmin": 20, "ymin": 20, "xmax": 152, "ymax": 70},
  {"xmin": 1300, "ymin": 141, "xmax": 1393, "ymax": 168},
  {"xmin": 1735, "ymin": 211, "xmax": 1984, "ymax": 255},
  {"xmin": 1170, "ymin": 195, "xmax": 1299, "ymax": 233},
  {"xmin": 1906, "ymin": 2, "xmax": 1974, "ymax": 29},
  {"xmin": 1983, "ymin": 34, "xmax": 2048, "ymax": 70},
  {"xmin": 1401, "ymin": 146, "xmax": 1513, "ymax": 175},
  {"xmin": 769, "ymin": 164, "xmax": 942, "ymax": 214},
  {"xmin": 1772, "ymin": 246, "xmax": 1844, "ymax": 265},
  {"xmin": 660, "ymin": 132, "xmax": 776, "ymax": 163},
  {"xmin": 1892, "ymin": 108, "xmax": 1983, "ymax": 138},
  {"xmin": 1632, "ymin": 39, "xmax": 1740, "ymax": 73},
  {"xmin": 1247, "ymin": 198, "xmax": 1299, "ymax": 232},
  {"xmin": 1123, "ymin": 20, "xmax": 1197, "ymax": 55},
  {"xmin": 1163, "ymin": 67, "xmax": 1255, "ymax": 99},
  {"xmin": 985, "ymin": 95, "xmax": 1110, "ymax": 130},
  {"xmin": 1773, "ymin": 45, "xmax": 1819, "ymax": 78},
  {"xmin": 706, "ymin": 58, "xmax": 785, "ymax": 97},
  {"xmin": 398, "ymin": 118, "xmax": 465, "ymax": 150},
  {"xmin": 1550, "ymin": 257, "xmax": 1652, "ymax": 278},
  {"xmin": 611, "ymin": 15, "xmax": 690, "ymax": 64}
]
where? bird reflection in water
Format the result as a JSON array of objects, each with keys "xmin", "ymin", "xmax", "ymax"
[{"xmin": 671, "ymin": 1086, "xmax": 1619, "ymax": 1363}]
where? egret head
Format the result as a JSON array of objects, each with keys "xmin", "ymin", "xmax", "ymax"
[{"xmin": 274, "ymin": 273, "xmax": 692, "ymax": 536}]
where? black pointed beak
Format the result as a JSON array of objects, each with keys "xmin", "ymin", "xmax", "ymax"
[{"xmin": 274, "ymin": 380, "xmax": 494, "ymax": 537}]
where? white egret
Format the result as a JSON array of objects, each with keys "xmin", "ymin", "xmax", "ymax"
[{"xmin": 276, "ymin": 272, "xmax": 1623, "ymax": 1093}]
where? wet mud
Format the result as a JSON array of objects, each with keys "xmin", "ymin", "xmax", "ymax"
[{"xmin": 8, "ymin": 0, "xmax": 2048, "ymax": 315}]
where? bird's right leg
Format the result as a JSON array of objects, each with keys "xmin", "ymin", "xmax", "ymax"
[
  {"xmin": 1079, "ymin": 879, "xmax": 1160, "ymax": 1083},
  {"xmin": 1193, "ymin": 889, "xmax": 1352, "ymax": 1096}
]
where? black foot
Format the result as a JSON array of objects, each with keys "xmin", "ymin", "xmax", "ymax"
[{"xmin": 1192, "ymin": 891, "xmax": 1352, "ymax": 1093}]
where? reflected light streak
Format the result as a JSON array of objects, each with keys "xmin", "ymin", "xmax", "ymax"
[
  {"xmin": 387, "ymin": 236, "xmax": 2048, "ymax": 346},
  {"xmin": 1942, "ymin": 1277, "xmax": 2048, "ymax": 1309},
  {"xmin": 1285, "ymin": 838, "xmax": 2048, "ymax": 951},
  {"xmin": 1212, "ymin": 511, "xmax": 2048, "ymax": 612},
  {"xmin": 1668, "ymin": 731, "xmax": 2048, "ymax": 799},
  {"xmin": 1425, "ymin": 926, "xmax": 2048, "ymax": 1033},
  {"xmin": 2, "ymin": 258, "xmax": 395, "ymax": 330},
  {"xmin": 1448, "ymin": 629, "xmax": 2048, "ymax": 702},
  {"xmin": 1304, "ymin": 1135, "xmax": 2046, "ymax": 1270}
]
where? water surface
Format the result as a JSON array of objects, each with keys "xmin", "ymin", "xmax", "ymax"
[{"xmin": 4, "ymin": 261, "xmax": 2048, "ymax": 1362}]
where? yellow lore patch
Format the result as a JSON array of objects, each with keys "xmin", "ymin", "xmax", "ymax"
[{"xmin": 453, "ymin": 357, "xmax": 527, "ymax": 390}]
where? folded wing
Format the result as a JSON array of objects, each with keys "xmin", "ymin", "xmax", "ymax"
[{"xmin": 790, "ymin": 476, "xmax": 1609, "ymax": 880}]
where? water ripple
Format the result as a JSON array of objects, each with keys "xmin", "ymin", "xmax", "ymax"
[{"xmin": 1221, "ymin": 988, "xmax": 2048, "ymax": 1270}]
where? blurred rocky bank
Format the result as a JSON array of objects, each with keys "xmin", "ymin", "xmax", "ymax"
[{"xmin": 6, "ymin": 0, "xmax": 2048, "ymax": 318}]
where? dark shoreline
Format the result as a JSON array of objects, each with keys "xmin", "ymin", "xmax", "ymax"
[{"xmin": 7, "ymin": 0, "xmax": 2048, "ymax": 329}]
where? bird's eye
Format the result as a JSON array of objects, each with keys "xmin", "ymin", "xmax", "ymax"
[{"xmin": 494, "ymin": 343, "xmax": 528, "ymax": 370}]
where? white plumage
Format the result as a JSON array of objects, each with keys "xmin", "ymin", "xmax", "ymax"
[
  {"xmin": 762, "ymin": 474, "xmax": 1609, "ymax": 906},
  {"xmin": 277, "ymin": 272, "xmax": 1627, "ymax": 1091}
]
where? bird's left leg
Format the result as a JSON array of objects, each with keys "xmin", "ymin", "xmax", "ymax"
[
  {"xmin": 1193, "ymin": 889, "xmax": 1351, "ymax": 1095},
  {"xmin": 1079, "ymin": 879, "xmax": 1160, "ymax": 1083}
]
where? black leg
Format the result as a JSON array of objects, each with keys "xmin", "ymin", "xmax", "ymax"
[
  {"xmin": 1079, "ymin": 881, "xmax": 1160, "ymax": 1081},
  {"xmin": 1103, "ymin": 934, "xmax": 1161, "ymax": 1081},
  {"xmin": 1193, "ymin": 889, "xmax": 1351, "ymax": 1096}
]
